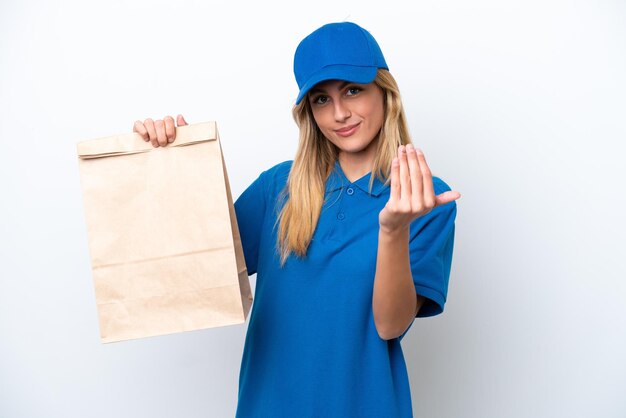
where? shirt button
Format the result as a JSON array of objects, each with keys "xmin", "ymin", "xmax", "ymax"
[
  {"xmin": 337, "ymin": 212, "xmax": 345, "ymax": 220},
  {"xmin": 346, "ymin": 187, "xmax": 354, "ymax": 196}
]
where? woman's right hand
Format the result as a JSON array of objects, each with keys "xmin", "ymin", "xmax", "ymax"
[{"xmin": 133, "ymin": 114, "xmax": 188, "ymax": 148}]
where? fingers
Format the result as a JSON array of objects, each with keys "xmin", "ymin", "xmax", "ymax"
[
  {"xmin": 405, "ymin": 144, "xmax": 423, "ymax": 205},
  {"xmin": 396, "ymin": 143, "xmax": 439, "ymax": 215},
  {"xmin": 398, "ymin": 145, "xmax": 410, "ymax": 201},
  {"xmin": 133, "ymin": 120, "xmax": 148, "ymax": 141},
  {"xmin": 389, "ymin": 157, "xmax": 400, "ymax": 202},
  {"xmin": 414, "ymin": 147, "xmax": 435, "ymax": 209},
  {"xmin": 144, "ymin": 118, "xmax": 159, "ymax": 148},
  {"xmin": 387, "ymin": 144, "xmax": 461, "ymax": 226},
  {"xmin": 164, "ymin": 116, "xmax": 176, "ymax": 143},
  {"xmin": 132, "ymin": 114, "xmax": 188, "ymax": 148},
  {"xmin": 435, "ymin": 190, "xmax": 462, "ymax": 207},
  {"xmin": 411, "ymin": 146, "xmax": 462, "ymax": 208},
  {"xmin": 154, "ymin": 119, "xmax": 168, "ymax": 146}
]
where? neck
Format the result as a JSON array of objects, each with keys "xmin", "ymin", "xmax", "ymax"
[{"xmin": 337, "ymin": 140, "xmax": 378, "ymax": 182}]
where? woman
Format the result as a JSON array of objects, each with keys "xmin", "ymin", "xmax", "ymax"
[{"xmin": 134, "ymin": 21, "xmax": 460, "ymax": 418}]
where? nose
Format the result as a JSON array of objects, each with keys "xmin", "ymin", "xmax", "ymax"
[{"xmin": 333, "ymin": 99, "xmax": 351, "ymax": 122}]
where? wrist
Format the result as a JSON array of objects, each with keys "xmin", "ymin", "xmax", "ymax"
[{"xmin": 378, "ymin": 225, "xmax": 410, "ymax": 242}]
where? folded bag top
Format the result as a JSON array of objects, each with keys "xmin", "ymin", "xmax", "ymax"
[{"xmin": 77, "ymin": 121, "xmax": 218, "ymax": 159}]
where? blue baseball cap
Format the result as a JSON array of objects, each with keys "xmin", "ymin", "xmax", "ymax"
[{"xmin": 293, "ymin": 22, "xmax": 389, "ymax": 104}]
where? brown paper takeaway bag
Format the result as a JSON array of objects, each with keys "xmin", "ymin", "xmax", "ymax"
[{"xmin": 76, "ymin": 121, "xmax": 252, "ymax": 343}]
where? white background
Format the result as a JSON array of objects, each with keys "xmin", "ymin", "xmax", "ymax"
[{"xmin": 1, "ymin": 0, "xmax": 625, "ymax": 417}]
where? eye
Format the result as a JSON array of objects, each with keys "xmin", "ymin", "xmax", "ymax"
[
  {"xmin": 346, "ymin": 86, "xmax": 362, "ymax": 96},
  {"xmin": 312, "ymin": 94, "xmax": 330, "ymax": 105}
]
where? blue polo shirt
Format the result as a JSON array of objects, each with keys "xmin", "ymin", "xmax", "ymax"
[{"xmin": 234, "ymin": 160, "xmax": 457, "ymax": 418}]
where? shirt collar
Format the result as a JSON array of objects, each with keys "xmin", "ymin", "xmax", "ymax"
[{"xmin": 325, "ymin": 161, "xmax": 388, "ymax": 197}]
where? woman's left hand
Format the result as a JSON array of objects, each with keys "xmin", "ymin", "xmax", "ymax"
[{"xmin": 379, "ymin": 144, "xmax": 461, "ymax": 234}]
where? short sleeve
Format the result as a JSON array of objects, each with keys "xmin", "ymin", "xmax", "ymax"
[
  {"xmin": 234, "ymin": 172, "xmax": 268, "ymax": 275},
  {"xmin": 409, "ymin": 177, "xmax": 458, "ymax": 318}
]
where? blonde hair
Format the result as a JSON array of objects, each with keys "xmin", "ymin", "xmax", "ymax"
[{"xmin": 276, "ymin": 69, "xmax": 411, "ymax": 264}]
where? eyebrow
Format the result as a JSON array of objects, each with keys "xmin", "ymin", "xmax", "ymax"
[{"xmin": 309, "ymin": 81, "xmax": 352, "ymax": 95}]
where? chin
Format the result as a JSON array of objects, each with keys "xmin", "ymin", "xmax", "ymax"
[
  {"xmin": 334, "ymin": 137, "xmax": 378, "ymax": 154},
  {"xmin": 340, "ymin": 145, "xmax": 370, "ymax": 154}
]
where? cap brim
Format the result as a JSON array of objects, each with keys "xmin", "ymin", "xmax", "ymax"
[{"xmin": 295, "ymin": 65, "xmax": 379, "ymax": 104}]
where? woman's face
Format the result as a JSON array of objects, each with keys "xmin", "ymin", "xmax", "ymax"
[{"xmin": 308, "ymin": 79, "xmax": 385, "ymax": 158}]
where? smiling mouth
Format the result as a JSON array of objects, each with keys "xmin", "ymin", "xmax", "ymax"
[{"xmin": 334, "ymin": 123, "xmax": 360, "ymax": 137}]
